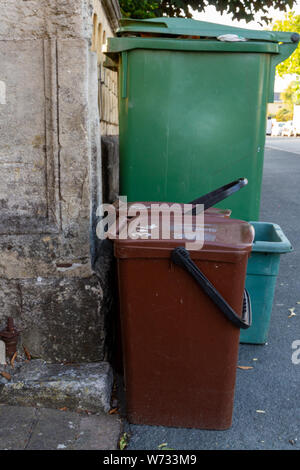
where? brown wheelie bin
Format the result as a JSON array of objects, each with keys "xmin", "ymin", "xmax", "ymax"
[{"xmin": 114, "ymin": 215, "xmax": 254, "ymax": 430}]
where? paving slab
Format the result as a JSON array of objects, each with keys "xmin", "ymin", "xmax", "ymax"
[
  {"xmin": 0, "ymin": 405, "xmax": 36, "ymax": 450},
  {"xmin": 0, "ymin": 404, "xmax": 121, "ymax": 450}
]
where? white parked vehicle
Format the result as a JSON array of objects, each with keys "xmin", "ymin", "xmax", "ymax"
[
  {"xmin": 266, "ymin": 117, "xmax": 272, "ymax": 135},
  {"xmin": 282, "ymin": 120, "xmax": 295, "ymax": 137},
  {"xmin": 293, "ymin": 105, "xmax": 300, "ymax": 136},
  {"xmin": 271, "ymin": 121, "xmax": 285, "ymax": 137}
]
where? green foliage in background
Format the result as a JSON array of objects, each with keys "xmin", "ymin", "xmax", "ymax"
[
  {"xmin": 275, "ymin": 81, "xmax": 300, "ymax": 123},
  {"xmin": 119, "ymin": 1, "xmax": 297, "ymax": 24},
  {"xmin": 281, "ymin": 80, "xmax": 300, "ymax": 105},
  {"xmin": 273, "ymin": 12, "xmax": 300, "ymax": 76},
  {"xmin": 120, "ymin": 0, "xmax": 160, "ymax": 19},
  {"xmin": 276, "ymin": 107, "xmax": 294, "ymax": 121}
]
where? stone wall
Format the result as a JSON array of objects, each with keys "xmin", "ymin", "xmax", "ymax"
[{"xmin": 0, "ymin": 0, "xmax": 120, "ymax": 363}]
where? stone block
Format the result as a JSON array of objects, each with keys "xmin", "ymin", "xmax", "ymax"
[{"xmin": 0, "ymin": 360, "xmax": 114, "ymax": 413}]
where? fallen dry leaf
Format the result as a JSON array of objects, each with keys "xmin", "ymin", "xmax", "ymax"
[
  {"xmin": 108, "ymin": 408, "xmax": 118, "ymax": 415},
  {"xmin": 288, "ymin": 308, "xmax": 297, "ymax": 318},
  {"xmin": 10, "ymin": 351, "xmax": 17, "ymax": 368},
  {"xmin": 23, "ymin": 345, "xmax": 31, "ymax": 360},
  {"xmin": 76, "ymin": 408, "xmax": 92, "ymax": 415},
  {"xmin": 1, "ymin": 371, "xmax": 11, "ymax": 380},
  {"xmin": 157, "ymin": 442, "xmax": 175, "ymax": 450},
  {"xmin": 237, "ymin": 366, "xmax": 254, "ymax": 370}
]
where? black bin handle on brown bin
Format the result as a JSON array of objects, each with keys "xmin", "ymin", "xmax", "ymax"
[
  {"xmin": 171, "ymin": 247, "xmax": 252, "ymax": 330},
  {"xmin": 188, "ymin": 178, "xmax": 248, "ymax": 214}
]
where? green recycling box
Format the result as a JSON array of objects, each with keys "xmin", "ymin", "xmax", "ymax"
[
  {"xmin": 105, "ymin": 18, "xmax": 299, "ymax": 220},
  {"xmin": 240, "ymin": 222, "xmax": 293, "ymax": 344}
]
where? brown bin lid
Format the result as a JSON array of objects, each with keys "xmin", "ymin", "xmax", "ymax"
[
  {"xmin": 113, "ymin": 200, "xmax": 232, "ymax": 217},
  {"xmin": 113, "ymin": 215, "xmax": 254, "ymax": 260}
]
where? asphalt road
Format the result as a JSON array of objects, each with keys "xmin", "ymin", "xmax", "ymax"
[{"xmin": 126, "ymin": 137, "xmax": 300, "ymax": 451}]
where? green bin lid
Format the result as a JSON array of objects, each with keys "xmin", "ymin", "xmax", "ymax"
[{"xmin": 117, "ymin": 17, "xmax": 299, "ymax": 44}]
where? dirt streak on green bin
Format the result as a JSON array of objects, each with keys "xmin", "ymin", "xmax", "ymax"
[{"xmin": 105, "ymin": 17, "xmax": 299, "ymax": 221}]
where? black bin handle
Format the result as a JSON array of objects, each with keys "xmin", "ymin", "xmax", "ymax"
[
  {"xmin": 188, "ymin": 178, "xmax": 248, "ymax": 215},
  {"xmin": 171, "ymin": 247, "xmax": 252, "ymax": 330}
]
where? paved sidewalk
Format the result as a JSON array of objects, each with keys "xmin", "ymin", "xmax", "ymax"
[
  {"xmin": 265, "ymin": 136, "xmax": 300, "ymax": 155},
  {"xmin": 0, "ymin": 361, "xmax": 122, "ymax": 450},
  {"xmin": 0, "ymin": 404, "xmax": 121, "ymax": 450}
]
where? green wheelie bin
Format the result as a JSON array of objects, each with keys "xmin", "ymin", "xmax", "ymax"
[{"xmin": 104, "ymin": 18, "xmax": 299, "ymax": 220}]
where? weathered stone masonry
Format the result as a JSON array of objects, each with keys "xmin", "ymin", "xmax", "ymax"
[{"xmin": 0, "ymin": 0, "xmax": 120, "ymax": 363}]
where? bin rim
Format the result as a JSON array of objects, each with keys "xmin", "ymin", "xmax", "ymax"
[
  {"xmin": 249, "ymin": 221, "xmax": 293, "ymax": 254},
  {"xmin": 113, "ymin": 216, "xmax": 254, "ymax": 259},
  {"xmin": 106, "ymin": 36, "xmax": 279, "ymax": 55},
  {"xmin": 116, "ymin": 17, "xmax": 299, "ymax": 45}
]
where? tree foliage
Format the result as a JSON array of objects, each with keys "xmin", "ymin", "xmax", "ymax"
[
  {"xmin": 120, "ymin": 0, "xmax": 160, "ymax": 19},
  {"xmin": 276, "ymin": 107, "xmax": 293, "ymax": 121},
  {"xmin": 272, "ymin": 12, "xmax": 300, "ymax": 76},
  {"xmin": 119, "ymin": 1, "xmax": 297, "ymax": 24},
  {"xmin": 281, "ymin": 80, "xmax": 300, "ymax": 105}
]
